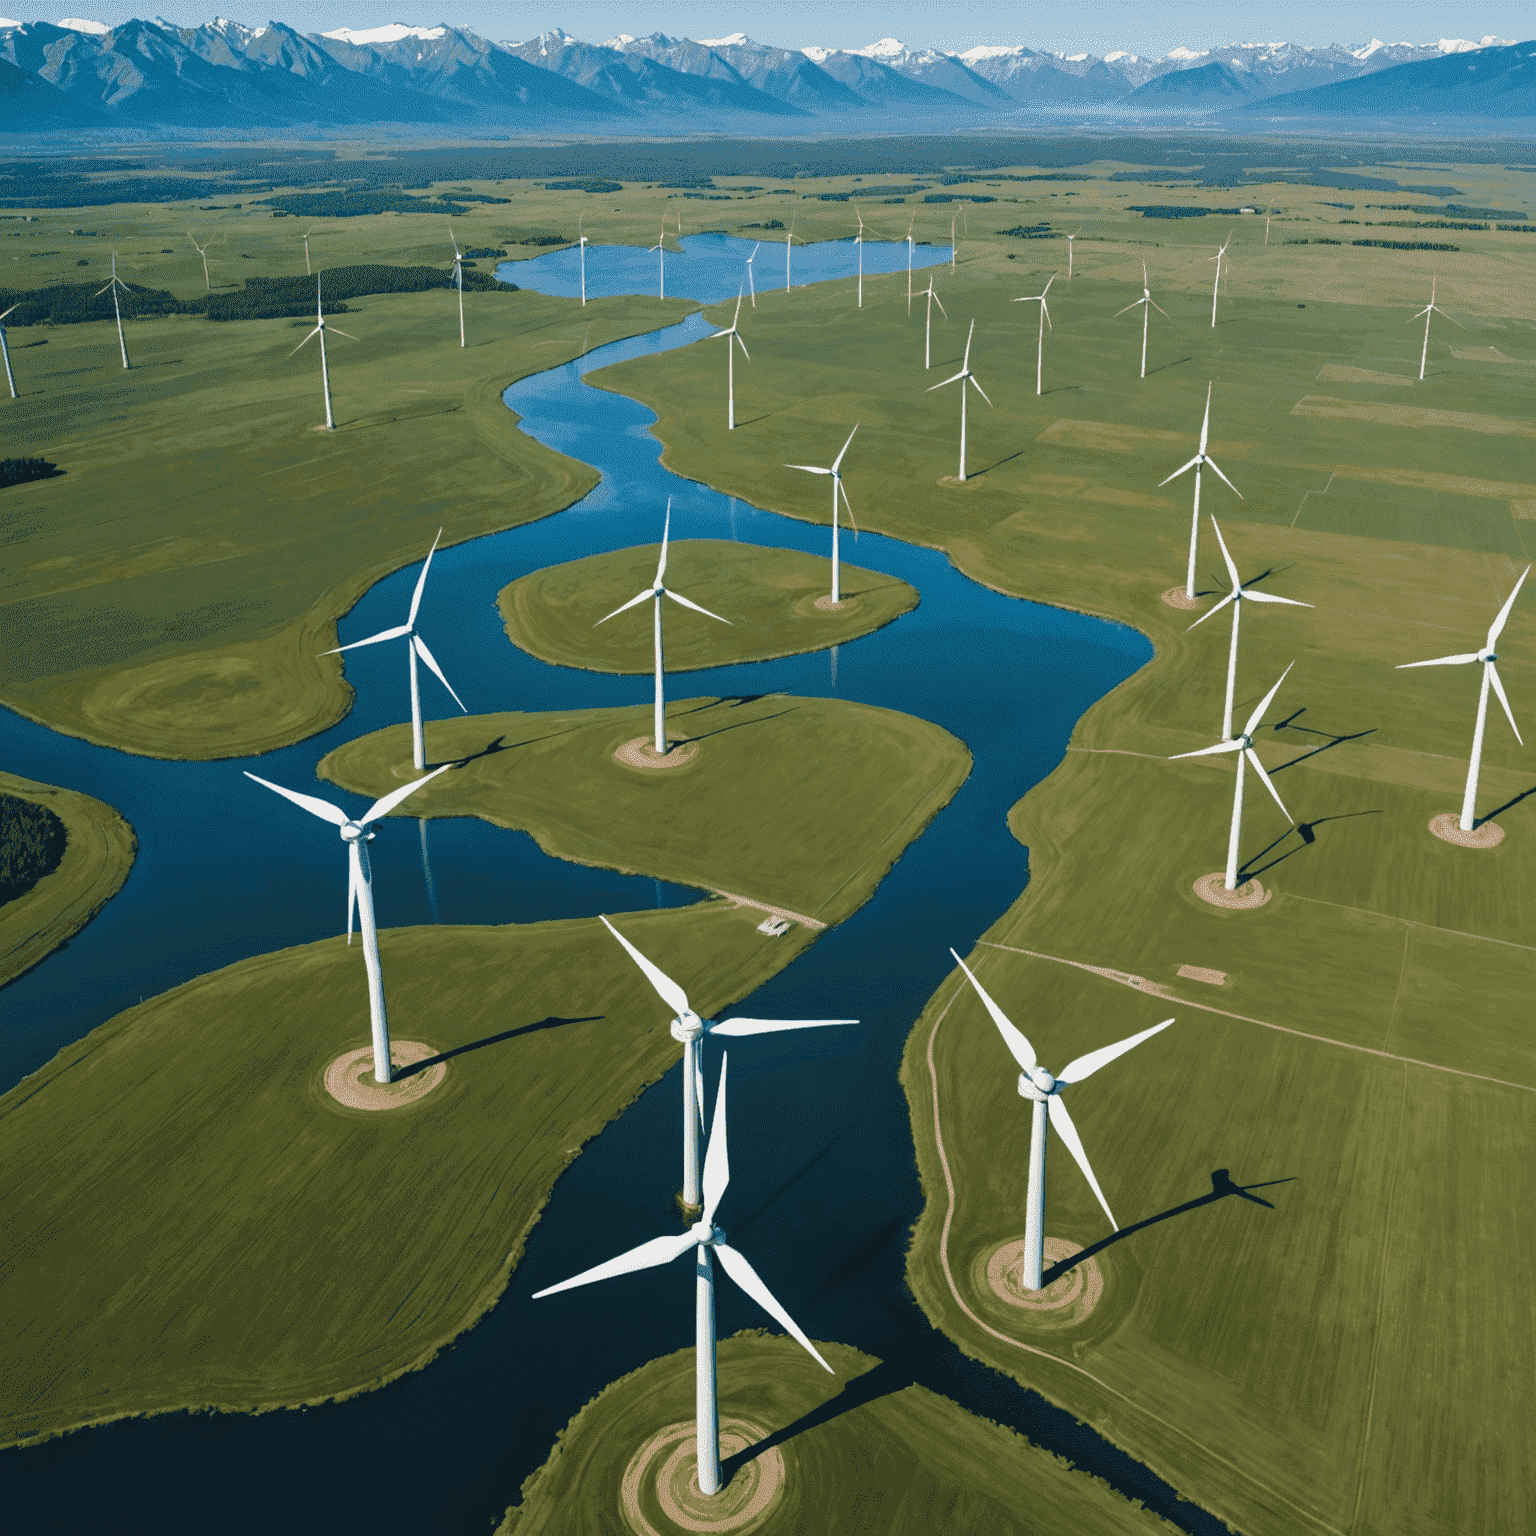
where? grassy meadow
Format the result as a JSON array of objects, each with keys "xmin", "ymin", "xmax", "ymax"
[{"xmin": 498, "ymin": 540, "xmax": 918, "ymax": 673}]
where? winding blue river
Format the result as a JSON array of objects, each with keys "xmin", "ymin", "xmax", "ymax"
[{"xmin": 0, "ymin": 237, "xmax": 1214, "ymax": 1533}]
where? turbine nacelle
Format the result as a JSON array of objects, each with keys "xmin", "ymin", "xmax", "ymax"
[
  {"xmin": 1017, "ymin": 1067, "xmax": 1056, "ymax": 1101},
  {"xmin": 670, "ymin": 1013, "xmax": 706, "ymax": 1043},
  {"xmin": 688, "ymin": 1219, "xmax": 724, "ymax": 1247},
  {"xmin": 339, "ymin": 821, "xmax": 374, "ymax": 845}
]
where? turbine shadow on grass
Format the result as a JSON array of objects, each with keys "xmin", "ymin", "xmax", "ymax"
[
  {"xmin": 1475, "ymin": 782, "xmax": 1536, "ymax": 828},
  {"xmin": 967, "ymin": 448, "xmax": 1028, "ymax": 479},
  {"xmin": 1267, "ymin": 710, "xmax": 1378, "ymax": 772},
  {"xmin": 1144, "ymin": 355, "xmax": 1194, "ymax": 378},
  {"xmin": 437, "ymin": 723, "xmax": 588, "ymax": 769},
  {"xmin": 672, "ymin": 708, "xmax": 798, "ymax": 745},
  {"xmin": 733, "ymin": 412, "xmax": 775, "ymax": 428},
  {"xmin": 1238, "ymin": 810, "xmax": 1382, "ymax": 880},
  {"xmin": 394, "ymin": 1014, "xmax": 601, "ymax": 1078}
]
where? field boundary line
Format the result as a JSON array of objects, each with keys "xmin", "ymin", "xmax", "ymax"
[
  {"xmin": 979, "ymin": 941, "xmax": 1536, "ymax": 1094},
  {"xmin": 924, "ymin": 973, "xmax": 1346, "ymax": 1536},
  {"xmin": 1284, "ymin": 892, "xmax": 1536, "ymax": 956}
]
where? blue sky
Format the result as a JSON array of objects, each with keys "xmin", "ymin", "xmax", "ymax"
[{"xmin": 65, "ymin": 3, "xmax": 1533, "ymax": 55}]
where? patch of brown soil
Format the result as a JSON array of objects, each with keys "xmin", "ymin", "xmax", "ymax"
[
  {"xmin": 621, "ymin": 1419, "xmax": 784, "ymax": 1536},
  {"xmin": 1292, "ymin": 395, "xmax": 1536, "ymax": 438},
  {"xmin": 1161, "ymin": 587, "xmax": 1201, "ymax": 610},
  {"xmin": 614, "ymin": 736, "xmax": 700, "ymax": 771},
  {"xmin": 323, "ymin": 1041, "xmax": 445, "ymax": 1110},
  {"xmin": 1193, "ymin": 872, "xmax": 1272, "ymax": 910},
  {"xmin": 982, "ymin": 1237, "xmax": 1103, "ymax": 1329},
  {"xmin": 1315, "ymin": 365, "xmax": 1414, "ymax": 387},
  {"xmin": 1177, "ymin": 964, "xmax": 1228, "ymax": 986},
  {"xmin": 1429, "ymin": 813, "xmax": 1505, "ymax": 848}
]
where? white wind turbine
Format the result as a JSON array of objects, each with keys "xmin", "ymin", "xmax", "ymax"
[
  {"xmin": 1398, "ymin": 565, "xmax": 1530, "ymax": 831},
  {"xmin": 600, "ymin": 915, "xmax": 854, "ymax": 1209},
  {"xmin": 905, "ymin": 213, "xmax": 915, "ymax": 313},
  {"xmin": 650, "ymin": 224, "xmax": 671, "ymax": 300},
  {"xmin": 928, "ymin": 318, "xmax": 992, "ymax": 483},
  {"xmin": 97, "ymin": 253, "xmax": 131, "ymax": 370},
  {"xmin": 303, "ymin": 227, "xmax": 314, "ymax": 275},
  {"xmin": 854, "ymin": 211, "xmax": 865, "ymax": 308},
  {"xmin": 745, "ymin": 241, "xmax": 759, "ymax": 307},
  {"xmin": 1169, "ymin": 663, "xmax": 1296, "ymax": 891},
  {"xmin": 0, "ymin": 305, "xmax": 18, "ymax": 400},
  {"xmin": 187, "ymin": 230, "xmax": 212, "ymax": 292},
  {"xmin": 710, "ymin": 287, "xmax": 751, "ymax": 431},
  {"xmin": 289, "ymin": 276, "xmax": 357, "ymax": 432},
  {"xmin": 923, "ymin": 274, "xmax": 947, "ymax": 370},
  {"xmin": 1208, "ymin": 231, "xmax": 1233, "ymax": 328},
  {"xmin": 577, "ymin": 216, "xmax": 587, "ymax": 305},
  {"xmin": 596, "ymin": 501, "xmax": 731, "ymax": 755},
  {"xmin": 950, "ymin": 949, "xmax": 1172, "ymax": 1291},
  {"xmin": 1159, "ymin": 383, "xmax": 1243, "ymax": 603},
  {"xmin": 1411, "ymin": 277, "xmax": 1460, "ymax": 381},
  {"xmin": 1190, "ymin": 517, "xmax": 1313, "ymax": 743},
  {"xmin": 1066, "ymin": 227, "xmax": 1082, "ymax": 278},
  {"xmin": 950, "ymin": 212, "xmax": 958, "ymax": 271},
  {"xmin": 1115, "ymin": 262, "xmax": 1167, "ymax": 380},
  {"xmin": 534, "ymin": 1056, "xmax": 833, "ymax": 1498},
  {"xmin": 1011, "ymin": 273, "xmax": 1054, "ymax": 396},
  {"xmin": 245, "ymin": 765, "xmax": 450, "ymax": 1083},
  {"xmin": 447, "ymin": 223, "xmax": 466, "ymax": 348},
  {"xmin": 321, "ymin": 528, "xmax": 466, "ymax": 772},
  {"xmin": 786, "ymin": 424, "xmax": 859, "ymax": 604},
  {"xmin": 784, "ymin": 215, "xmax": 800, "ymax": 292}
]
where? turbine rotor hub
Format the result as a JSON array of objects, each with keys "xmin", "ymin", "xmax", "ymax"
[
  {"xmin": 1481, "ymin": 648, "xmax": 1496, "ymax": 663},
  {"xmin": 670, "ymin": 1013, "xmax": 705, "ymax": 1043},
  {"xmin": 690, "ymin": 1220, "xmax": 721, "ymax": 1246},
  {"xmin": 1017, "ymin": 1070, "xmax": 1053, "ymax": 1102},
  {"xmin": 340, "ymin": 821, "xmax": 368, "ymax": 843}
]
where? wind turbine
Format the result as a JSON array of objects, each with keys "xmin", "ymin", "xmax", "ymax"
[
  {"xmin": 1398, "ymin": 565, "xmax": 1530, "ymax": 831},
  {"xmin": 923, "ymin": 274, "xmax": 947, "ymax": 371},
  {"xmin": 854, "ymin": 211, "xmax": 865, "ymax": 308},
  {"xmin": 97, "ymin": 253, "xmax": 131, "ymax": 370},
  {"xmin": 600, "ymin": 915, "xmax": 854, "ymax": 1209},
  {"xmin": 710, "ymin": 286, "xmax": 751, "ymax": 431},
  {"xmin": 1159, "ymin": 383, "xmax": 1243, "ymax": 603},
  {"xmin": 1011, "ymin": 273, "xmax": 1054, "ymax": 396},
  {"xmin": 596, "ymin": 501, "xmax": 731, "ymax": 755},
  {"xmin": 1190, "ymin": 517, "xmax": 1313, "ymax": 743},
  {"xmin": 303, "ymin": 228, "xmax": 314, "ymax": 275},
  {"xmin": 0, "ymin": 305, "xmax": 18, "ymax": 400},
  {"xmin": 1066, "ymin": 227, "xmax": 1081, "ymax": 278},
  {"xmin": 905, "ymin": 213, "xmax": 915, "ymax": 313},
  {"xmin": 784, "ymin": 216, "xmax": 800, "ymax": 292},
  {"xmin": 745, "ymin": 241, "xmax": 759, "ymax": 307},
  {"xmin": 950, "ymin": 213, "xmax": 958, "ymax": 271},
  {"xmin": 650, "ymin": 224, "xmax": 671, "ymax": 300},
  {"xmin": 1115, "ymin": 262, "xmax": 1166, "ymax": 380},
  {"xmin": 786, "ymin": 424, "xmax": 858, "ymax": 604},
  {"xmin": 1411, "ymin": 277, "xmax": 1460, "ymax": 382},
  {"xmin": 289, "ymin": 276, "xmax": 357, "ymax": 432},
  {"xmin": 950, "ymin": 949, "xmax": 1172, "ymax": 1291},
  {"xmin": 447, "ymin": 223, "xmax": 466, "ymax": 348},
  {"xmin": 927, "ymin": 318, "xmax": 992, "ymax": 483},
  {"xmin": 244, "ymin": 765, "xmax": 450, "ymax": 1083},
  {"xmin": 1169, "ymin": 663, "xmax": 1296, "ymax": 892},
  {"xmin": 1208, "ymin": 231, "xmax": 1233, "ymax": 328},
  {"xmin": 321, "ymin": 529, "xmax": 466, "ymax": 772},
  {"xmin": 577, "ymin": 216, "xmax": 587, "ymax": 305},
  {"xmin": 187, "ymin": 231, "xmax": 211, "ymax": 292},
  {"xmin": 534, "ymin": 1056, "xmax": 833, "ymax": 1498}
]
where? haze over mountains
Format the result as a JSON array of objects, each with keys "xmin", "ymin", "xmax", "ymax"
[{"xmin": 0, "ymin": 17, "xmax": 1531, "ymax": 134}]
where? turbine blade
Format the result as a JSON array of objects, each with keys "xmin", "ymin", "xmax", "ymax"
[
  {"xmin": 926, "ymin": 371, "xmax": 966, "ymax": 391},
  {"xmin": 361, "ymin": 763, "xmax": 452, "ymax": 824},
  {"xmin": 735, "ymin": 333, "xmax": 751, "ymax": 362},
  {"xmin": 412, "ymin": 635, "xmax": 467, "ymax": 713},
  {"xmin": 320, "ymin": 624, "xmax": 411, "ymax": 655},
  {"xmin": 1047, "ymin": 1095, "xmax": 1117, "ymax": 1231},
  {"xmin": 701, "ymin": 1055, "xmax": 730, "ymax": 1224},
  {"xmin": 786, "ymin": 464, "xmax": 832, "ymax": 475},
  {"xmin": 709, "ymin": 1017, "xmax": 857, "ymax": 1036},
  {"xmin": 1169, "ymin": 739, "xmax": 1244, "ymax": 760},
  {"xmin": 963, "ymin": 318, "xmax": 974, "ymax": 369},
  {"xmin": 408, "ymin": 528, "xmax": 443, "ymax": 628},
  {"xmin": 1113, "ymin": 300, "xmax": 1142, "ymax": 317},
  {"xmin": 1246, "ymin": 748, "xmax": 1291, "ymax": 821},
  {"xmin": 599, "ymin": 914, "xmax": 692, "ymax": 1017},
  {"xmin": 1242, "ymin": 661, "xmax": 1296, "ymax": 738},
  {"xmin": 840, "ymin": 479, "xmax": 857, "ymax": 535},
  {"xmin": 948, "ymin": 948, "xmax": 1036, "ymax": 1070},
  {"xmin": 714, "ymin": 1244, "xmax": 833, "ymax": 1372},
  {"xmin": 347, "ymin": 852, "xmax": 359, "ymax": 944},
  {"xmin": 1243, "ymin": 591, "xmax": 1313, "ymax": 608},
  {"xmin": 665, "ymin": 588, "xmax": 732, "ymax": 625},
  {"xmin": 1486, "ymin": 565, "xmax": 1530, "ymax": 647},
  {"xmin": 1158, "ymin": 456, "xmax": 1200, "ymax": 487},
  {"xmin": 1186, "ymin": 591, "xmax": 1235, "ymax": 630},
  {"xmin": 531, "ymin": 1230, "xmax": 697, "ymax": 1299},
  {"xmin": 832, "ymin": 423, "xmax": 859, "ymax": 473},
  {"xmin": 1199, "ymin": 383, "xmax": 1212, "ymax": 453},
  {"xmin": 288, "ymin": 328, "xmax": 320, "ymax": 357},
  {"xmin": 243, "ymin": 771, "xmax": 349, "ymax": 827},
  {"xmin": 970, "ymin": 376, "xmax": 994, "ymax": 408},
  {"xmin": 1396, "ymin": 653, "xmax": 1480, "ymax": 669},
  {"xmin": 594, "ymin": 588, "xmax": 654, "ymax": 626},
  {"xmin": 1488, "ymin": 662, "xmax": 1523, "ymax": 744},
  {"xmin": 932, "ymin": 292, "xmax": 947, "ymax": 316},
  {"xmin": 1057, "ymin": 1018, "xmax": 1173, "ymax": 1085},
  {"xmin": 1150, "ymin": 300, "xmax": 1170, "ymax": 318},
  {"xmin": 1204, "ymin": 457, "xmax": 1243, "ymax": 499},
  {"xmin": 1209, "ymin": 517, "xmax": 1241, "ymax": 591},
  {"xmin": 656, "ymin": 502, "xmax": 671, "ymax": 584},
  {"xmin": 327, "ymin": 328, "xmax": 360, "ymax": 342}
]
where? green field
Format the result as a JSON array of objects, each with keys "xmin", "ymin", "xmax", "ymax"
[
  {"xmin": 0, "ymin": 771, "xmax": 135, "ymax": 986},
  {"xmin": 503, "ymin": 1335, "xmax": 1171, "ymax": 1535},
  {"xmin": 498, "ymin": 539, "xmax": 918, "ymax": 674},
  {"xmin": 0, "ymin": 694, "xmax": 966, "ymax": 1448}
]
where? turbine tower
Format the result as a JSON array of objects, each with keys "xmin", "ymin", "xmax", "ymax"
[
  {"xmin": 923, "ymin": 275, "xmax": 946, "ymax": 370},
  {"xmin": 927, "ymin": 318, "xmax": 992, "ymax": 483},
  {"xmin": 0, "ymin": 305, "xmax": 18, "ymax": 399},
  {"xmin": 1398, "ymin": 565, "xmax": 1530, "ymax": 831},
  {"xmin": 289, "ymin": 276, "xmax": 357, "ymax": 432},
  {"xmin": 1189, "ymin": 517, "xmax": 1313, "ymax": 743},
  {"xmin": 595, "ymin": 501, "xmax": 731, "ymax": 756},
  {"xmin": 905, "ymin": 213, "xmax": 915, "ymax": 313},
  {"xmin": 577, "ymin": 216, "xmax": 587, "ymax": 305},
  {"xmin": 1115, "ymin": 262, "xmax": 1166, "ymax": 380},
  {"xmin": 950, "ymin": 949, "xmax": 1172, "ymax": 1291},
  {"xmin": 854, "ymin": 211, "xmax": 865, "ymax": 308},
  {"xmin": 1011, "ymin": 273, "xmax": 1054, "ymax": 396},
  {"xmin": 97, "ymin": 253, "xmax": 131, "ymax": 370},
  {"xmin": 786, "ymin": 424, "xmax": 859, "ymax": 604},
  {"xmin": 1170, "ymin": 664, "xmax": 1296, "ymax": 891},
  {"xmin": 745, "ymin": 241, "xmax": 759, "ymax": 307},
  {"xmin": 650, "ymin": 224, "xmax": 670, "ymax": 300},
  {"xmin": 534, "ymin": 1056, "xmax": 834, "ymax": 1497},
  {"xmin": 950, "ymin": 213, "xmax": 957, "ymax": 271},
  {"xmin": 1158, "ymin": 383, "xmax": 1243, "ymax": 603},
  {"xmin": 1411, "ymin": 277, "xmax": 1460, "ymax": 382},
  {"xmin": 709, "ymin": 287, "xmax": 750, "ymax": 431},
  {"xmin": 600, "ymin": 916, "xmax": 854, "ymax": 1209},
  {"xmin": 1066, "ymin": 228, "xmax": 1081, "ymax": 278},
  {"xmin": 187, "ymin": 231, "xmax": 211, "ymax": 292},
  {"xmin": 447, "ymin": 223, "xmax": 466, "ymax": 348},
  {"xmin": 321, "ymin": 529, "xmax": 467, "ymax": 771},
  {"xmin": 784, "ymin": 216, "xmax": 800, "ymax": 292},
  {"xmin": 1208, "ymin": 231, "xmax": 1234, "ymax": 328},
  {"xmin": 303, "ymin": 228, "xmax": 314, "ymax": 275},
  {"xmin": 245, "ymin": 765, "xmax": 450, "ymax": 1082}
]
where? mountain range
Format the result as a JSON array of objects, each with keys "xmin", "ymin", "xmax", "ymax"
[{"xmin": 0, "ymin": 18, "xmax": 1530, "ymax": 133}]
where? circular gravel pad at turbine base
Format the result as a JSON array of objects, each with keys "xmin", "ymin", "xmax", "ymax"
[
  {"xmin": 620, "ymin": 1419, "xmax": 785, "ymax": 1536},
  {"xmin": 1429, "ymin": 813, "xmax": 1506, "ymax": 848},
  {"xmin": 981, "ymin": 1238, "xmax": 1104, "ymax": 1330},
  {"xmin": 613, "ymin": 736, "xmax": 700, "ymax": 771},
  {"xmin": 323, "ymin": 1041, "xmax": 446, "ymax": 1110},
  {"xmin": 808, "ymin": 593, "xmax": 859, "ymax": 614},
  {"xmin": 1193, "ymin": 872, "xmax": 1271, "ymax": 910},
  {"xmin": 1161, "ymin": 586, "xmax": 1201, "ymax": 611}
]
